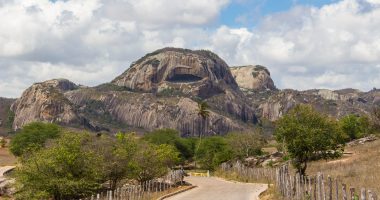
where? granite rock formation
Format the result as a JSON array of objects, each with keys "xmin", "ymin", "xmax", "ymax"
[
  {"xmin": 10, "ymin": 48, "xmax": 257, "ymax": 136},
  {"xmin": 230, "ymin": 65, "xmax": 276, "ymax": 91},
  {"xmin": 10, "ymin": 79, "xmax": 80, "ymax": 130}
]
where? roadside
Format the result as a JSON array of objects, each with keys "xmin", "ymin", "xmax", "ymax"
[{"xmin": 165, "ymin": 176, "xmax": 267, "ymax": 200}]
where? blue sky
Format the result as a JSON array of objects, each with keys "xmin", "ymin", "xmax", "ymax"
[
  {"xmin": 1, "ymin": 0, "xmax": 380, "ymax": 97},
  {"xmin": 220, "ymin": 0, "xmax": 339, "ymax": 27}
]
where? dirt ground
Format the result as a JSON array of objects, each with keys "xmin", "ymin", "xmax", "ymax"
[{"xmin": 0, "ymin": 147, "xmax": 17, "ymax": 166}]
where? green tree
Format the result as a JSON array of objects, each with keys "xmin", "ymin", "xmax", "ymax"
[
  {"xmin": 129, "ymin": 142, "xmax": 180, "ymax": 183},
  {"xmin": 195, "ymin": 136, "xmax": 233, "ymax": 170},
  {"xmin": 142, "ymin": 129, "xmax": 194, "ymax": 160},
  {"xmin": 197, "ymin": 101, "xmax": 210, "ymax": 137},
  {"xmin": 370, "ymin": 106, "xmax": 380, "ymax": 132},
  {"xmin": 275, "ymin": 104, "xmax": 346, "ymax": 175},
  {"xmin": 86, "ymin": 132, "xmax": 137, "ymax": 190},
  {"xmin": 226, "ymin": 131, "xmax": 266, "ymax": 159},
  {"xmin": 339, "ymin": 114, "xmax": 370, "ymax": 141},
  {"xmin": 10, "ymin": 122, "xmax": 62, "ymax": 157},
  {"xmin": 14, "ymin": 132, "xmax": 103, "ymax": 200}
]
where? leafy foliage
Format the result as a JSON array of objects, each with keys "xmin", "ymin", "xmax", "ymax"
[
  {"xmin": 129, "ymin": 142, "xmax": 180, "ymax": 183},
  {"xmin": 5, "ymin": 108, "xmax": 15, "ymax": 130},
  {"xmin": 339, "ymin": 114, "xmax": 371, "ymax": 141},
  {"xmin": 226, "ymin": 131, "xmax": 266, "ymax": 159},
  {"xmin": 275, "ymin": 104, "xmax": 346, "ymax": 175},
  {"xmin": 15, "ymin": 132, "xmax": 103, "ymax": 200},
  {"xmin": 10, "ymin": 122, "xmax": 62, "ymax": 157},
  {"xmin": 142, "ymin": 129, "xmax": 194, "ymax": 160},
  {"xmin": 195, "ymin": 136, "xmax": 233, "ymax": 170}
]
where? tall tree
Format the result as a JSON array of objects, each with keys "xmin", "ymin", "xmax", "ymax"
[
  {"xmin": 195, "ymin": 101, "xmax": 210, "ymax": 153},
  {"xmin": 275, "ymin": 104, "xmax": 346, "ymax": 175}
]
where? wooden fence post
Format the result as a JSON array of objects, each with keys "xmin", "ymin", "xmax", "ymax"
[
  {"xmin": 328, "ymin": 176, "xmax": 332, "ymax": 200},
  {"xmin": 349, "ymin": 187, "xmax": 355, "ymax": 200},
  {"xmin": 342, "ymin": 184, "xmax": 347, "ymax": 200},
  {"xmin": 361, "ymin": 188, "xmax": 366, "ymax": 200},
  {"xmin": 335, "ymin": 179, "xmax": 339, "ymax": 200}
]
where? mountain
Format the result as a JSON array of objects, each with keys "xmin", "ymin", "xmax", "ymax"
[
  {"xmin": 7, "ymin": 47, "xmax": 380, "ymax": 136},
  {"xmin": 10, "ymin": 48, "xmax": 257, "ymax": 136}
]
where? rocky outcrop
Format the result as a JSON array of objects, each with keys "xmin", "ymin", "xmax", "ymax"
[
  {"xmin": 112, "ymin": 48, "xmax": 239, "ymax": 98},
  {"xmin": 249, "ymin": 88, "xmax": 380, "ymax": 122},
  {"xmin": 10, "ymin": 79, "xmax": 80, "ymax": 130},
  {"xmin": 65, "ymin": 88, "xmax": 245, "ymax": 136},
  {"xmin": 230, "ymin": 65, "xmax": 276, "ymax": 91},
  {"xmin": 10, "ymin": 48, "xmax": 257, "ymax": 136}
]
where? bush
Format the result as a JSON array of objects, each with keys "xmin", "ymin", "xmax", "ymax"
[
  {"xmin": 275, "ymin": 104, "xmax": 346, "ymax": 175},
  {"xmin": 142, "ymin": 129, "xmax": 194, "ymax": 161},
  {"xmin": 10, "ymin": 122, "xmax": 62, "ymax": 157},
  {"xmin": 15, "ymin": 132, "xmax": 103, "ymax": 200},
  {"xmin": 195, "ymin": 136, "xmax": 233, "ymax": 170},
  {"xmin": 226, "ymin": 131, "xmax": 266, "ymax": 159},
  {"xmin": 129, "ymin": 142, "xmax": 180, "ymax": 183},
  {"xmin": 339, "ymin": 114, "xmax": 371, "ymax": 141}
]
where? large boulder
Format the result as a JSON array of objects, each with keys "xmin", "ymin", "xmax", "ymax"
[
  {"xmin": 112, "ymin": 48, "xmax": 240, "ymax": 98},
  {"xmin": 230, "ymin": 65, "xmax": 276, "ymax": 91},
  {"xmin": 11, "ymin": 79, "xmax": 80, "ymax": 130}
]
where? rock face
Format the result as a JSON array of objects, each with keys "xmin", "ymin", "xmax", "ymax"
[
  {"xmin": 11, "ymin": 79, "xmax": 80, "ymax": 130},
  {"xmin": 112, "ymin": 48, "xmax": 239, "ymax": 98},
  {"xmin": 230, "ymin": 65, "xmax": 276, "ymax": 91},
  {"xmin": 249, "ymin": 88, "xmax": 380, "ymax": 121},
  {"xmin": 10, "ymin": 48, "xmax": 380, "ymax": 136},
  {"xmin": 11, "ymin": 48, "xmax": 257, "ymax": 136},
  {"xmin": 65, "ymin": 88, "xmax": 244, "ymax": 136}
]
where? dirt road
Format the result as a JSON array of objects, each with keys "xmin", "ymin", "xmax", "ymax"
[{"xmin": 166, "ymin": 176, "xmax": 268, "ymax": 200}]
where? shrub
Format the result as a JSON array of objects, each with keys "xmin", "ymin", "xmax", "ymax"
[{"xmin": 10, "ymin": 122, "xmax": 62, "ymax": 157}]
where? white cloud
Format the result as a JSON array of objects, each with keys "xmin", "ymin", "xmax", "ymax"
[
  {"xmin": 205, "ymin": 0, "xmax": 380, "ymax": 91},
  {"xmin": 1, "ymin": 0, "xmax": 380, "ymax": 98}
]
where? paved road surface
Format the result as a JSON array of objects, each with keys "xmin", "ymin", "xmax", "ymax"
[{"xmin": 167, "ymin": 176, "xmax": 268, "ymax": 200}]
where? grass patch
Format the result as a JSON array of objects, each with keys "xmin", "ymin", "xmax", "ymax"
[{"xmin": 305, "ymin": 139, "xmax": 380, "ymax": 194}]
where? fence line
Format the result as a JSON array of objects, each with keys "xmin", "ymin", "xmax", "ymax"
[
  {"xmin": 276, "ymin": 165, "xmax": 378, "ymax": 200},
  {"xmin": 220, "ymin": 161, "xmax": 277, "ymax": 183},
  {"xmin": 219, "ymin": 162, "xmax": 378, "ymax": 200},
  {"xmin": 80, "ymin": 170, "xmax": 184, "ymax": 200}
]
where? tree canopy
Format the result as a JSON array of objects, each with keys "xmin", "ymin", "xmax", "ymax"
[
  {"xmin": 15, "ymin": 132, "xmax": 103, "ymax": 200},
  {"xmin": 10, "ymin": 122, "xmax": 62, "ymax": 157},
  {"xmin": 339, "ymin": 114, "xmax": 370, "ymax": 141},
  {"xmin": 275, "ymin": 104, "xmax": 346, "ymax": 175},
  {"xmin": 195, "ymin": 136, "xmax": 233, "ymax": 170}
]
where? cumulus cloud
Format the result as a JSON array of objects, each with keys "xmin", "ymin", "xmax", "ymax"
[
  {"xmin": 0, "ymin": 0, "xmax": 380, "ymax": 97},
  {"xmin": 206, "ymin": 0, "xmax": 380, "ymax": 91},
  {"xmin": 0, "ymin": 0, "xmax": 229, "ymax": 97}
]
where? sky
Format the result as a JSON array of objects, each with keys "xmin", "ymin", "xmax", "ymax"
[{"xmin": 1, "ymin": 0, "xmax": 380, "ymax": 98}]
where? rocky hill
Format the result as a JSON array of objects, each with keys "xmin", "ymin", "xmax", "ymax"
[
  {"xmin": 5, "ymin": 47, "xmax": 380, "ymax": 136},
  {"xmin": 10, "ymin": 48, "xmax": 257, "ymax": 136}
]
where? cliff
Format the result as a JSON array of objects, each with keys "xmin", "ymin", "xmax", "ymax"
[
  {"xmin": 230, "ymin": 65, "xmax": 276, "ymax": 91},
  {"xmin": 11, "ymin": 48, "xmax": 257, "ymax": 136}
]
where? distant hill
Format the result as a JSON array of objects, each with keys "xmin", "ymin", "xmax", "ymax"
[{"xmin": 6, "ymin": 47, "xmax": 380, "ymax": 136}]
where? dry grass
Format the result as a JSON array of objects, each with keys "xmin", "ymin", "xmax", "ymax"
[
  {"xmin": 259, "ymin": 184, "xmax": 282, "ymax": 200},
  {"xmin": 0, "ymin": 141, "xmax": 17, "ymax": 166},
  {"xmin": 306, "ymin": 139, "xmax": 380, "ymax": 194}
]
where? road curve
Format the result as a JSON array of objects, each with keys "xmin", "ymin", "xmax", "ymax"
[{"xmin": 166, "ymin": 176, "xmax": 268, "ymax": 200}]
